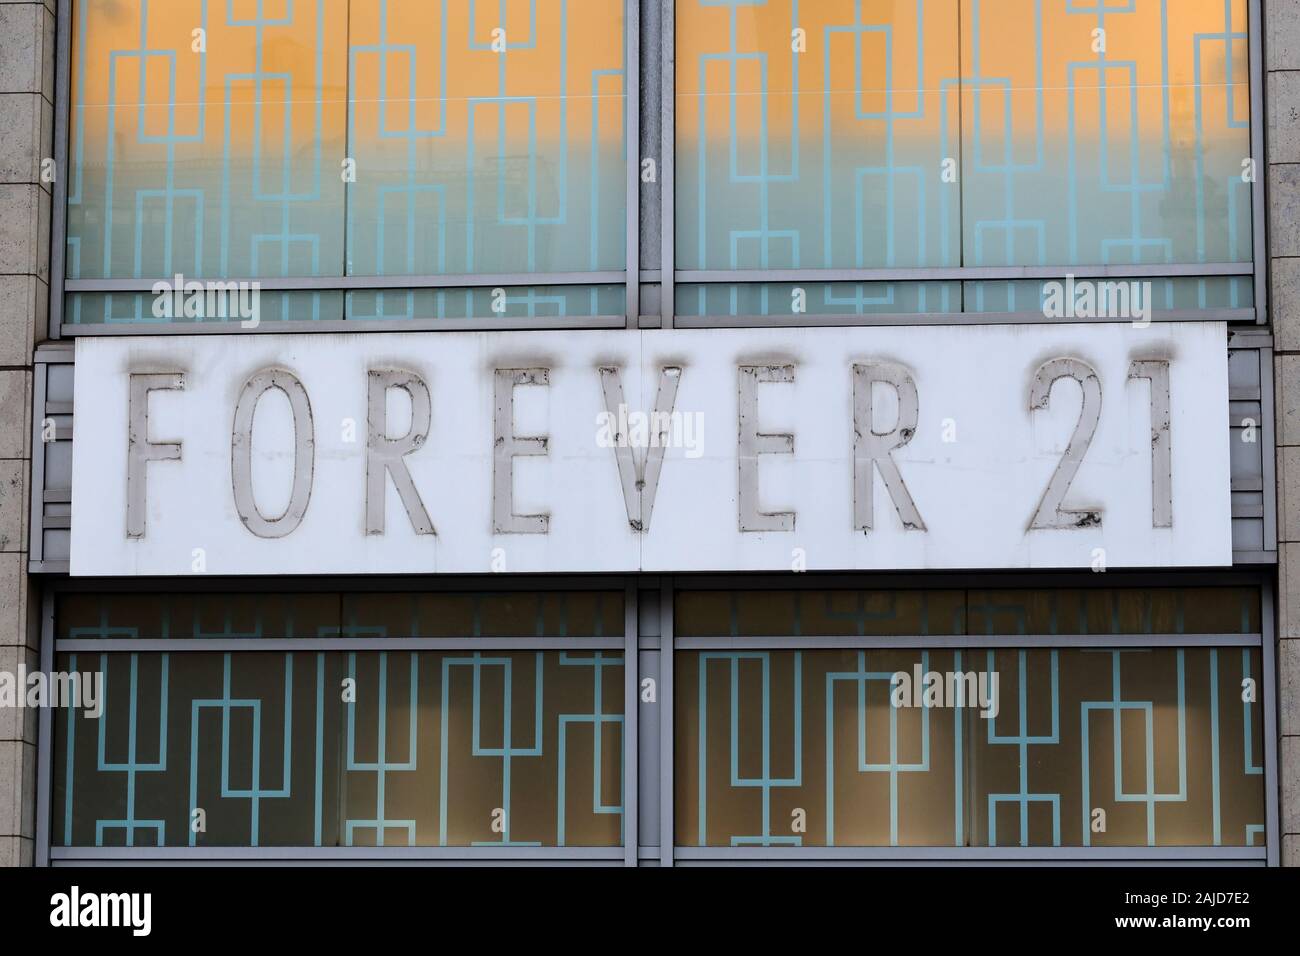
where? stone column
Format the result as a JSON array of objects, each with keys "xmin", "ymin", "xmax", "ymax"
[
  {"xmin": 0, "ymin": 0, "xmax": 53, "ymax": 868},
  {"xmin": 1269, "ymin": 0, "xmax": 1300, "ymax": 868}
]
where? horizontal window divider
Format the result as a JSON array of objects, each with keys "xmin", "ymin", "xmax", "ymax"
[
  {"xmin": 674, "ymin": 310, "xmax": 1255, "ymax": 330},
  {"xmin": 676, "ymin": 571, "xmax": 1267, "ymax": 590},
  {"xmin": 673, "ymin": 846, "xmax": 1266, "ymax": 862},
  {"xmin": 47, "ymin": 575, "xmax": 626, "ymax": 594},
  {"xmin": 57, "ymin": 637, "xmax": 627, "ymax": 653},
  {"xmin": 677, "ymin": 264, "xmax": 1254, "ymax": 283},
  {"xmin": 61, "ymin": 316, "xmax": 629, "ymax": 336},
  {"xmin": 1233, "ymin": 551, "xmax": 1279, "ymax": 565},
  {"xmin": 65, "ymin": 272, "xmax": 628, "ymax": 293},
  {"xmin": 62, "ymin": 311, "xmax": 1256, "ymax": 335},
  {"xmin": 50, "ymin": 846, "xmax": 626, "ymax": 862},
  {"xmin": 675, "ymin": 634, "xmax": 1261, "ymax": 649}
]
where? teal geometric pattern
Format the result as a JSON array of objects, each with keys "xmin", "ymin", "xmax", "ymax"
[
  {"xmin": 56, "ymin": 649, "xmax": 625, "ymax": 848},
  {"xmin": 684, "ymin": 646, "xmax": 1264, "ymax": 848},
  {"xmin": 66, "ymin": 0, "xmax": 627, "ymax": 324},
  {"xmin": 678, "ymin": 0, "xmax": 1254, "ymax": 315}
]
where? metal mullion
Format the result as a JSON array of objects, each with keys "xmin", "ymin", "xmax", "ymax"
[
  {"xmin": 676, "ymin": 569, "xmax": 1270, "ymax": 591},
  {"xmin": 35, "ymin": 591, "xmax": 55, "ymax": 867},
  {"xmin": 659, "ymin": 575, "xmax": 673, "ymax": 866},
  {"xmin": 623, "ymin": 581, "xmax": 638, "ymax": 865},
  {"xmin": 660, "ymin": 0, "xmax": 675, "ymax": 328},
  {"xmin": 50, "ymin": 846, "xmax": 625, "ymax": 862},
  {"xmin": 1262, "ymin": 583, "xmax": 1280, "ymax": 866},
  {"xmin": 1249, "ymin": 0, "xmax": 1268, "ymax": 326},
  {"xmin": 672, "ymin": 309, "xmax": 1255, "ymax": 329},
  {"xmin": 57, "ymin": 637, "xmax": 625, "ymax": 653},
  {"xmin": 674, "ymin": 633, "xmax": 1263, "ymax": 650},
  {"xmin": 677, "ymin": 264, "xmax": 1254, "ymax": 283},
  {"xmin": 28, "ymin": 361, "xmax": 48, "ymax": 568},
  {"xmin": 61, "ymin": 315, "xmax": 629, "ymax": 336},
  {"xmin": 47, "ymin": 573, "xmax": 625, "ymax": 595},
  {"xmin": 49, "ymin": 0, "xmax": 72, "ymax": 340},
  {"xmin": 64, "ymin": 271, "xmax": 628, "ymax": 293},
  {"xmin": 626, "ymin": 0, "xmax": 641, "ymax": 329},
  {"xmin": 673, "ymin": 846, "xmax": 1267, "ymax": 863},
  {"xmin": 1261, "ymin": 344, "xmax": 1278, "ymax": 552}
]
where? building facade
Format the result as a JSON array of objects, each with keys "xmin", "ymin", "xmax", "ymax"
[{"xmin": 0, "ymin": 0, "xmax": 1298, "ymax": 865}]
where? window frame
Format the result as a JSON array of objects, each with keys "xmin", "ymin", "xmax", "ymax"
[
  {"xmin": 46, "ymin": 0, "xmax": 1269, "ymax": 336},
  {"xmin": 34, "ymin": 571, "xmax": 1280, "ymax": 866}
]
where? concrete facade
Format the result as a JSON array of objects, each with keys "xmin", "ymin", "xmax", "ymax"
[
  {"xmin": 0, "ymin": 0, "xmax": 1295, "ymax": 866},
  {"xmin": 0, "ymin": 0, "xmax": 52, "ymax": 868},
  {"xmin": 1271, "ymin": 0, "xmax": 1300, "ymax": 869}
]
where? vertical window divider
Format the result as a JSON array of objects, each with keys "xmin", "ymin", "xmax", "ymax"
[
  {"xmin": 626, "ymin": 0, "xmax": 641, "ymax": 328},
  {"xmin": 623, "ymin": 580, "xmax": 639, "ymax": 865},
  {"xmin": 50, "ymin": 0, "xmax": 74, "ymax": 340},
  {"xmin": 660, "ymin": 0, "xmax": 675, "ymax": 328}
]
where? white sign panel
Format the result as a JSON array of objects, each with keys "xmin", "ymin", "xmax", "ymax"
[{"xmin": 71, "ymin": 323, "xmax": 1231, "ymax": 576}]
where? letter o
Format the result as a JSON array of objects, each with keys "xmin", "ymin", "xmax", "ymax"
[{"xmin": 231, "ymin": 369, "xmax": 315, "ymax": 538}]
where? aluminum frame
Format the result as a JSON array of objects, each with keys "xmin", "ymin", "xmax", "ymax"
[
  {"xmin": 37, "ymin": 576, "xmax": 638, "ymax": 866},
  {"xmin": 30, "ymin": 0, "xmax": 1284, "ymax": 870},
  {"xmin": 33, "ymin": 570, "xmax": 1280, "ymax": 866},
  {"xmin": 47, "ymin": 0, "xmax": 1268, "ymax": 336},
  {"xmin": 1250, "ymin": 0, "xmax": 1269, "ymax": 326},
  {"xmin": 47, "ymin": 0, "xmax": 643, "ymax": 338}
]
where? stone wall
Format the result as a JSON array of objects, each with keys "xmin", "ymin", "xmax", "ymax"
[{"xmin": 0, "ymin": 0, "xmax": 52, "ymax": 868}]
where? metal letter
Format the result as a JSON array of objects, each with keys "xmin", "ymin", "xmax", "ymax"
[
  {"xmin": 231, "ymin": 369, "xmax": 315, "ymax": 539},
  {"xmin": 493, "ymin": 368, "xmax": 550, "ymax": 534},
  {"xmin": 1028, "ymin": 358, "xmax": 1103, "ymax": 530},
  {"xmin": 852, "ymin": 362, "xmax": 926, "ymax": 532},
  {"xmin": 126, "ymin": 372, "xmax": 185, "ymax": 538},
  {"xmin": 1129, "ymin": 359, "xmax": 1172, "ymax": 528},
  {"xmin": 366, "ymin": 369, "xmax": 435, "ymax": 535},
  {"xmin": 599, "ymin": 366, "xmax": 682, "ymax": 533},
  {"xmin": 737, "ymin": 365, "xmax": 795, "ymax": 532}
]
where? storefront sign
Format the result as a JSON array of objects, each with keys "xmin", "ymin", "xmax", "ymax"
[{"xmin": 70, "ymin": 323, "xmax": 1231, "ymax": 575}]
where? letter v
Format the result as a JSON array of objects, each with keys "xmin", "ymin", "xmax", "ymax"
[{"xmin": 598, "ymin": 366, "xmax": 682, "ymax": 533}]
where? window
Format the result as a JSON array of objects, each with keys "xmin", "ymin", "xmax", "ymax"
[
  {"xmin": 52, "ymin": 591, "xmax": 626, "ymax": 849},
  {"xmin": 676, "ymin": 647, "xmax": 1264, "ymax": 848},
  {"xmin": 63, "ymin": 0, "xmax": 627, "ymax": 325},
  {"xmin": 674, "ymin": 587, "xmax": 1266, "ymax": 852},
  {"xmin": 674, "ymin": 0, "xmax": 1255, "ymax": 316}
]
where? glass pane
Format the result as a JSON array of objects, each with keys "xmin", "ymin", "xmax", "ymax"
[
  {"xmin": 345, "ymin": 0, "xmax": 626, "ymax": 276},
  {"xmin": 675, "ymin": 588, "xmax": 1261, "ymax": 637},
  {"xmin": 676, "ymin": 647, "xmax": 1264, "ymax": 847},
  {"xmin": 58, "ymin": 591, "xmax": 626, "ymax": 641},
  {"xmin": 65, "ymin": 291, "xmax": 345, "ymax": 325},
  {"xmin": 341, "ymin": 592, "xmax": 624, "ymax": 638},
  {"xmin": 964, "ymin": 276, "xmax": 1254, "ymax": 314},
  {"xmin": 66, "ymin": 0, "xmax": 626, "ymax": 283},
  {"xmin": 676, "ymin": 0, "xmax": 1253, "ymax": 273},
  {"xmin": 959, "ymin": 0, "xmax": 1252, "ymax": 267},
  {"xmin": 56, "ymin": 593, "xmax": 341, "ymax": 641},
  {"xmin": 346, "ymin": 285, "xmax": 625, "ymax": 321},
  {"xmin": 54, "ymin": 650, "xmax": 625, "ymax": 847},
  {"xmin": 676, "ymin": 0, "xmax": 960, "ymax": 271},
  {"xmin": 675, "ymin": 281, "xmax": 960, "ymax": 317},
  {"xmin": 67, "ymin": 0, "xmax": 349, "ymax": 280}
]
